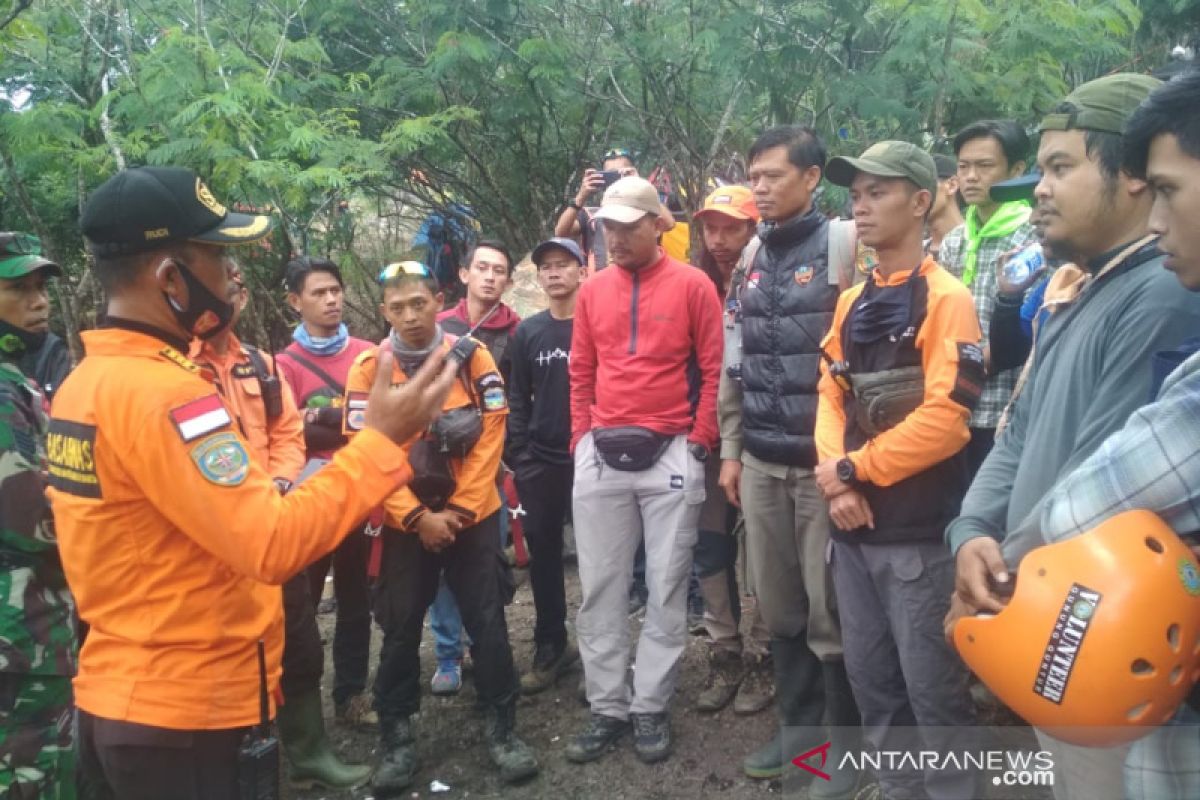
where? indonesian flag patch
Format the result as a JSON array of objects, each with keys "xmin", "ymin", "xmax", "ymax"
[{"xmin": 170, "ymin": 394, "xmax": 233, "ymax": 442}]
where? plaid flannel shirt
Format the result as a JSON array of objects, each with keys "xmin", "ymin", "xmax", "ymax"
[
  {"xmin": 1032, "ymin": 345, "xmax": 1200, "ymax": 800},
  {"xmin": 939, "ymin": 219, "xmax": 1038, "ymax": 428},
  {"xmin": 1034, "ymin": 346, "xmax": 1200, "ymax": 544}
]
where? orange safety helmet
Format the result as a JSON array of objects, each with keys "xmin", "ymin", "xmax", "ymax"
[{"xmin": 954, "ymin": 509, "xmax": 1200, "ymax": 747}]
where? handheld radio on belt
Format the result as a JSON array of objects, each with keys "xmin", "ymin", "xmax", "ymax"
[{"xmin": 237, "ymin": 640, "xmax": 280, "ymax": 800}]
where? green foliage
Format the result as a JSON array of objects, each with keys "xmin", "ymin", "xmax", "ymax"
[{"xmin": 0, "ymin": 0, "xmax": 1190, "ymax": 348}]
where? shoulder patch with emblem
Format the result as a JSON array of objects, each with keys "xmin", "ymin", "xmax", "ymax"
[
  {"xmin": 190, "ymin": 432, "xmax": 249, "ymax": 486},
  {"xmin": 949, "ymin": 341, "xmax": 985, "ymax": 411},
  {"xmin": 345, "ymin": 391, "xmax": 369, "ymax": 432},
  {"xmin": 46, "ymin": 419, "xmax": 102, "ymax": 499},
  {"xmin": 475, "ymin": 371, "xmax": 506, "ymax": 412},
  {"xmin": 169, "ymin": 394, "xmax": 232, "ymax": 442}
]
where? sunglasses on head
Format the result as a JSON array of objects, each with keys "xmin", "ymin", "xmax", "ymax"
[
  {"xmin": 0, "ymin": 232, "xmax": 42, "ymax": 258},
  {"xmin": 378, "ymin": 261, "xmax": 435, "ymax": 284},
  {"xmin": 603, "ymin": 147, "xmax": 633, "ymax": 162}
]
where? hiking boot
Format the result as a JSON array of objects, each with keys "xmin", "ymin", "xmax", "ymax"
[
  {"xmin": 631, "ymin": 712, "xmax": 671, "ymax": 764},
  {"xmin": 564, "ymin": 713, "xmax": 629, "ymax": 763},
  {"xmin": 520, "ymin": 640, "xmax": 579, "ymax": 695},
  {"xmin": 431, "ymin": 658, "xmax": 462, "ymax": 696},
  {"xmin": 733, "ymin": 655, "xmax": 774, "ymax": 715},
  {"xmin": 809, "ymin": 659, "xmax": 862, "ymax": 800},
  {"xmin": 334, "ymin": 691, "xmax": 379, "ymax": 730},
  {"xmin": 742, "ymin": 730, "xmax": 784, "ymax": 779},
  {"xmin": 485, "ymin": 702, "xmax": 539, "ymax": 783},
  {"xmin": 695, "ymin": 649, "xmax": 745, "ymax": 713},
  {"xmin": 372, "ymin": 717, "xmax": 417, "ymax": 797},
  {"xmin": 277, "ymin": 688, "xmax": 372, "ymax": 790}
]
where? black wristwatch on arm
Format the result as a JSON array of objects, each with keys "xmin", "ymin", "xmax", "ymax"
[
  {"xmin": 836, "ymin": 456, "xmax": 858, "ymax": 486},
  {"xmin": 689, "ymin": 442, "xmax": 709, "ymax": 462}
]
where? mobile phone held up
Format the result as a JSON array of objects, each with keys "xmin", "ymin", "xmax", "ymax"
[{"xmin": 601, "ymin": 170, "xmax": 622, "ymax": 188}]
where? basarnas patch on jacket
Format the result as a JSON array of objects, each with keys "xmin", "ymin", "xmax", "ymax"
[
  {"xmin": 190, "ymin": 432, "xmax": 250, "ymax": 487},
  {"xmin": 746, "ymin": 271, "xmax": 761, "ymax": 290},
  {"xmin": 169, "ymin": 394, "xmax": 232, "ymax": 442},
  {"xmin": 46, "ymin": 419, "xmax": 101, "ymax": 499},
  {"xmin": 794, "ymin": 264, "xmax": 814, "ymax": 286},
  {"xmin": 482, "ymin": 387, "xmax": 507, "ymax": 411},
  {"xmin": 476, "ymin": 371, "xmax": 506, "ymax": 411},
  {"xmin": 948, "ymin": 340, "xmax": 985, "ymax": 411},
  {"xmin": 345, "ymin": 391, "xmax": 368, "ymax": 432}
]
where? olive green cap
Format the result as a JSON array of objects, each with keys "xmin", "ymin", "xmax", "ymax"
[
  {"xmin": 1039, "ymin": 73, "xmax": 1163, "ymax": 135},
  {"xmin": 826, "ymin": 141, "xmax": 938, "ymax": 196}
]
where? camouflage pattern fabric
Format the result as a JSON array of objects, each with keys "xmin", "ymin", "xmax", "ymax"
[
  {"xmin": 0, "ymin": 673, "xmax": 74, "ymax": 799},
  {"xmin": 0, "ymin": 360, "xmax": 76, "ymax": 798}
]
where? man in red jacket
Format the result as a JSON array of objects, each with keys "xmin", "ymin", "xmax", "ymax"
[{"xmin": 566, "ymin": 176, "xmax": 723, "ymax": 765}]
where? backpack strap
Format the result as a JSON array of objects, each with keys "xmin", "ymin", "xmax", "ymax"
[
  {"xmin": 728, "ymin": 235, "xmax": 763, "ymax": 303},
  {"xmin": 827, "ymin": 218, "xmax": 860, "ymax": 292},
  {"xmin": 280, "ymin": 347, "xmax": 345, "ymax": 396}
]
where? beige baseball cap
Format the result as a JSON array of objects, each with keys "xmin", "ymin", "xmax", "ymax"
[{"xmin": 592, "ymin": 176, "xmax": 663, "ymax": 224}]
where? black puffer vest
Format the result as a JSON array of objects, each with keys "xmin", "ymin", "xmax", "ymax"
[{"xmin": 739, "ymin": 209, "xmax": 838, "ymax": 467}]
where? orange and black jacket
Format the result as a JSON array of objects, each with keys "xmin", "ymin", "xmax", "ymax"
[
  {"xmin": 345, "ymin": 337, "xmax": 506, "ymax": 531},
  {"xmin": 816, "ymin": 257, "xmax": 983, "ymax": 543}
]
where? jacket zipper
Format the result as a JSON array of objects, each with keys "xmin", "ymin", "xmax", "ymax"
[{"xmin": 628, "ymin": 272, "xmax": 640, "ymax": 354}]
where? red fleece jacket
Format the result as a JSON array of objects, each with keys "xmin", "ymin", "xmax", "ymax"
[{"xmin": 570, "ymin": 250, "xmax": 723, "ymax": 451}]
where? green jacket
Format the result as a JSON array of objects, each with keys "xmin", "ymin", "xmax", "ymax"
[{"xmin": 0, "ymin": 358, "xmax": 75, "ymax": 676}]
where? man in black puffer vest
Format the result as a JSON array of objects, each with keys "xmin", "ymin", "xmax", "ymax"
[{"xmin": 717, "ymin": 126, "xmax": 860, "ymax": 796}]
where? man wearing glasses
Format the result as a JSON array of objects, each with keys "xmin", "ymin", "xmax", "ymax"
[{"xmin": 345, "ymin": 261, "xmax": 538, "ymax": 795}]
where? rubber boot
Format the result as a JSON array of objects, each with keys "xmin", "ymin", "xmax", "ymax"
[
  {"xmin": 743, "ymin": 635, "xmax": 824, "ymax": 779},
  {"xmin": 485, "ymin": 700, "xmax": 539, "ymax": 783},
  {"xmin": 372, "ymin": 716, "xmax": 418, "ymax": 797},
  {"xmin": 809, "ymin": 659, "xmax": 863, "ymax": 800},
  {"xmin": 277, "ymin": 688, "xmax": 372, "ymax": 790}
]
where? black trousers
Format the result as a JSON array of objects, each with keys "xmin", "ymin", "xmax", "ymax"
[
  {"xmin": 78, "ymin": 710, "xmax": 264, "ymax": 800},
  {"xmin": 280, "ymin": 572, "xmax": 324, "ymax": 701},
  {"xmin": 306, "ymin": 528, "xmax": 371, "ymax": 705},
  {"xmin": 514, "ymin": 458, "xmax": 572, "ymax": 648},
  {"xmin": 372, "ymin": 512, "xmax": 517, "ymax": 723}
]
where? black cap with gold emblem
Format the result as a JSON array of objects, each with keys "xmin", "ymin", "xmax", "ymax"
[{"xmin": 80, "ymin": 166, "xmax": 272, "ymax": 256}]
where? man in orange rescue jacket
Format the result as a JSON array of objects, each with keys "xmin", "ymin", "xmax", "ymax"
[
  {"xmin": 47, "ymin": 166, "xmax": 456, "ymax": 799},
  {"xmin": 344, "ymin": 261, "xmax": 538, "ymax": 795}
]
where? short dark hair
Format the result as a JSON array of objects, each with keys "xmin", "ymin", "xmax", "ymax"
[
  {"xmin": 465, "ymin": 239, "xmax": 513, "ymax": 275},
  {"xmin": 1085, "ymin": 129, "xmax": 1126, "ymax": 184},
  {"xmin": 284, "ymin": 256, "xmax": 344, "ymax": 294},
  {"xmin": 92, "ymin": 242, "xmax": 194, "ymax": 292},
  {"xmin": 932, "ymin": 153, "xmax": 958, "ymax": 179},
  {"xmin": 952, "ymin": 120, "xmax": 1029, "ymax": 168},
  {"xmin": 748, "ymin": 126, "xmax": 827, "ymax": 175},
  {"xmin": 1124, "ymin": 69, "xmax": 1200, "ymax": 179}
]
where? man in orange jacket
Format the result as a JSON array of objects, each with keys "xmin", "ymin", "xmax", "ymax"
[
  {"xmin": 813, "ymin": 143, "xmax": 983, "ymax": 799},
  {"xmin": 49, "ymin": 166, "xmax": 457, "ymax": 799},
  {"xmin": 345, "ymin": 261, "xmax": 537, "ymax": 795},
  {"xmin": 189, "ymin": 277, "xmax": 371, "ymax": 791}
]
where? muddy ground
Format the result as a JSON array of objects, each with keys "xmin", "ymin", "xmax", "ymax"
[{"xmin": 292, "ymin": 561, "xmax": 1053, "ymax": 800}]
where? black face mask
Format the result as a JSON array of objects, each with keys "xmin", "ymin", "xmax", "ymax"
[
  {"xmin": 163, "ymin": 258, "xmax": 235, "ymax": 341},
  {"xmin": 0, "ymin": 318, "xmax": 45, "ymax": 358}
]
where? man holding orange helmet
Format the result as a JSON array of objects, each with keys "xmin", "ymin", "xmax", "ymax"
[{"xmin": 950, "ymin": 70, "xmax": 1200, "ymax": 800}]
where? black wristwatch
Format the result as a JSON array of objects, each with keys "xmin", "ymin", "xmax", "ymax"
[
  {"xmin": 689, "ymin": 443, "xmax": 709, "ymax": 462},
  {"xmin": 836, "ymin": 457, "xmax": 857, "ymax": 485}
]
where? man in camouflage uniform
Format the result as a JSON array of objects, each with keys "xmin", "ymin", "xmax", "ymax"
[{"xmin": 0, "ymin": 232, "xmax": 76, "ymax": 799}]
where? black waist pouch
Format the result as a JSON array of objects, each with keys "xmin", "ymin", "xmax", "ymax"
[{"xmin": 592, "ymin": 426, "xmax": 672, "ymax": 471}]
